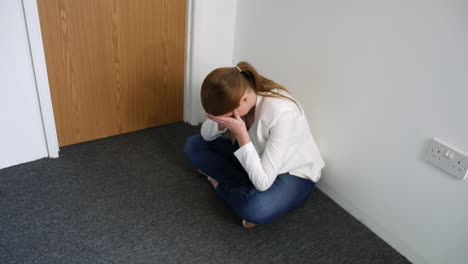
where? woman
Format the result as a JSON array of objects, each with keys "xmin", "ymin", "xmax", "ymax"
[{"xmin": 184, "ymin": 62, "xmax": 325, "ymax": 228}]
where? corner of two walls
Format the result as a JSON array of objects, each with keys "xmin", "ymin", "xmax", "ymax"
[{"xmin": 186, "ymin": 0, "xmax": 238, "ymax": 125}]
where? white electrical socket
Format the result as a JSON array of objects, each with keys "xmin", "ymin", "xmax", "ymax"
[{"xmin": 425, "ymin": 138, "xmax": 468, "ymax": 180}]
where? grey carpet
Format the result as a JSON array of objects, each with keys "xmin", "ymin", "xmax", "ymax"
[{"xmin": 0, "ymin": 122, "xmax": 410, "ymax": 264}]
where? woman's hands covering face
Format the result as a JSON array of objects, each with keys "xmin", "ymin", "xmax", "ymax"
[{"xmin": 205, "ymin": 109, "xmax": 247, "ymax": 138}]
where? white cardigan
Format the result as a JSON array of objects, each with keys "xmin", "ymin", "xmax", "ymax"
[{"xmin": 200, "ymin": 90, "xmax": 325, "ymax": 191}]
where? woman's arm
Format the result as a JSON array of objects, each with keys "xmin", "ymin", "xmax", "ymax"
[
  {"xmin": 234, "ymin": 110, "xmax": 297, "ymax": 191},
  {"xmin": 201, "ymin": 118, "xmax": 228, "ymax": 141},
  {"xmin": 206, "ymin": 108, "xmax": 297, "ymax": 191}
]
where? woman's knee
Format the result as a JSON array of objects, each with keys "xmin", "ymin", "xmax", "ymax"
[
  {"xmin": 234, "ymin": 183, "xmax": 312, "ymax": 224},
  {"xmin": 236, "ymin": 196, "xmax": 283, "ymax": 224},
  {"xmin": 185, "ymin": 135, "xmax": 215, "ymax": 169},
  {"xmin": 184, "ymin": 135, "xmax": 204, "ymax": 157}
]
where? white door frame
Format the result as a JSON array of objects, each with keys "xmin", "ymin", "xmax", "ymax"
[
  {"xmin": 22, "ymin": 0, "xmax": 195, "ymax": 158},
  {"xmin": 22, "ymin": 0, "xmax": 59, "ymax": 158},
  {"xmin": 184, "ymin": 0, "xmax": 196, "ymax": 125}
]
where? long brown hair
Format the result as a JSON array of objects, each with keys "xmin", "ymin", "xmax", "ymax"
[
  {"xmin": 200, "ymin": 61, "xmax": 299, "ymax": 141},
  {"xmin": 201, "ymin": 61, "xmax": 299, "ymax": 114}
]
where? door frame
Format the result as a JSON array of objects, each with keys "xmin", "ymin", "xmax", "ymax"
[
  {"xmin": 22, "ymin": 0, "xmax": 195, "ymax": 157},
  {"xmin": 22, "ymin": 0, "xmax": 59, "ymax": 158}
]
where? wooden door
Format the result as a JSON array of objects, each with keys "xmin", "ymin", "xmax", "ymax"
[{"xmin": 37, "ymin": 0, "xmax": 186, "ymax": 146}]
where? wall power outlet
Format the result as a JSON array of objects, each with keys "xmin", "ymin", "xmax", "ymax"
[{"xmin": 425, "ymin": 138, "xmax": 468, "ymax": 180}]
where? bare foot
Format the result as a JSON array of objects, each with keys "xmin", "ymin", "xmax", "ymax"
[{"xmin": 207, "ymin": 176, "xmax": 219, "ymax": 189}]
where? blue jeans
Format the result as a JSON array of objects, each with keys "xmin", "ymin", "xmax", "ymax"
[{"xmin": 184, "ymin": 134, "xmax": 315, "ymax": 224}]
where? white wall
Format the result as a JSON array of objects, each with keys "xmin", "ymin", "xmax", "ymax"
[
  {"xmin": 186, "ymin": 0, "xmax": 238, "ymax": 125},
  {"xmin": 234, "ymin": 0, "xmax": 468, "ymax": 263},
  {"xmin": 0, "ymin": 0, "xmax": 48, "ymax": 169}
]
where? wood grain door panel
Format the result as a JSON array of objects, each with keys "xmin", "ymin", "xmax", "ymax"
[{"xmin": 37, "ymin": 0, "xmax": 186, "ymax": 146}]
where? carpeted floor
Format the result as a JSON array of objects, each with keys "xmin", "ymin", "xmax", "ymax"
[{"xmin": 0, "ymin": 122, "xmax": 410, "ymax": 264}]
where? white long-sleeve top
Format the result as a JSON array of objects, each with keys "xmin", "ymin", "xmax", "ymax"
[{"xmin": 200, "ymin": 89, "xmax": 325, "ymax": 192}]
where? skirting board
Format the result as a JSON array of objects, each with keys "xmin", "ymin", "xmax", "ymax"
[{"xmin": 316, "ymin": 181, "xmax": 427, "ymax": 264}]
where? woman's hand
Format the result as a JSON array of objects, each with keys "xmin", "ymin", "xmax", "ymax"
[
  {"xmin": 206, "ymin": 109, "xmax": 251, "ymax": 146},
  {"xmin": 205, "ymin": 113, "xmax": 226, "ymax": 131}
]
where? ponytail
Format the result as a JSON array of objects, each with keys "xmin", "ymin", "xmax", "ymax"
[{"xmin": 235, "ymin": 62, "xmax": 301, "ymax": 110}]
